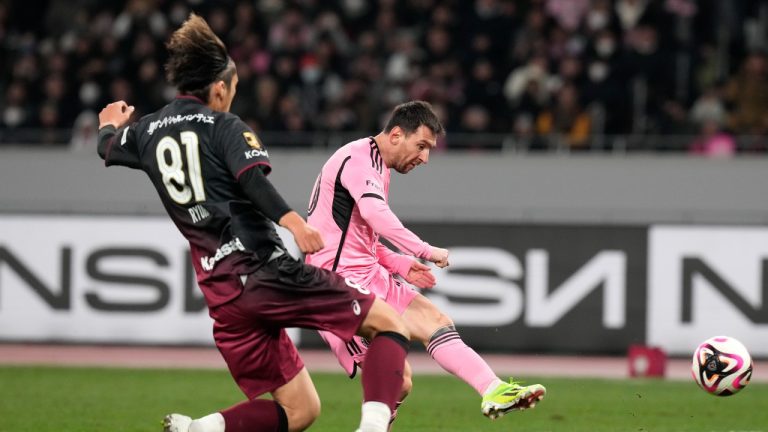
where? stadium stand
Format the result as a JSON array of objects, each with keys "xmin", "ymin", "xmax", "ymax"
[{"xmin": 0, "ymin": 0, "xmax": 766, "ymax": 152}]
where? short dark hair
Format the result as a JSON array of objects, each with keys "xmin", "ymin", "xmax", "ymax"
[
  {"xmin": 164, "ymin": 13, "xmax": 235, "ymax": 102},
  {"xmin": 383, "ymin": 101, "xmax": 445, "ymax": 137}
]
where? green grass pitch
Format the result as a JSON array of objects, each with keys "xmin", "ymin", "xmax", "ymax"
[{"xmin": 1, "ymin": 366, "xmax": 765, "ymax": 431}]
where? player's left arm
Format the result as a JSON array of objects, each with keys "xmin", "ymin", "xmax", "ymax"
[
  {"xmin": 217, "ymin": 116, "xmax": 323, "ymax": 253},
  {"xmin": 97, "ymin": 100, "xmax": 141, "ymax": 168},
  {"xmin": 376, "ymin": 242, "xmax": 435, "ymax": 288},
  {"xmin": 376, "ymin": 242, "xmax": 414, "ymax": 276}
]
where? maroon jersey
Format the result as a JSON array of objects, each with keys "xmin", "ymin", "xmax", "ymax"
[{"xmin": 99, "ymin": 96, "xmax": 283, "ymax": 306}]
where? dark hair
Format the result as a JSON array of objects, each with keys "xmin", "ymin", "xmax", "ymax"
[
  {"xmin": 164, "ymin": 13, "xmax": 235, "ymax": 102},
  {"xmin": 383, "ymin": 101, "xmax": 445, "ymax": 137}
]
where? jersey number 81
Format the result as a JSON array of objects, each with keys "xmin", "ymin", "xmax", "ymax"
[{"xmin": 155, "ymin": 131, "xmax": 205, "ymax": 205}]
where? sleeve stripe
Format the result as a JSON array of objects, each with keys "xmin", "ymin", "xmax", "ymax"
[
  {"xmin": 368, "ymin": 138, "xmax": 383, "ymax": 173},
  {"xmin": 236, "ymin": 161, "xmax": 272, "ymax": 180},
  {"xmin": 361, "ymin": 193, "xmax": 384, "ymax": 201}
]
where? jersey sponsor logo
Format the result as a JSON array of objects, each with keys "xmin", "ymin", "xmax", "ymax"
[
  {"xmin": 244, "ymin": 148, "xmax": 269, "ymax": 159},
  {"xmin": 147, "ymin": 114, "xmax": 215, "ymax": 136},
  {"xmin": 200, "ymin": 237, "xmax": 246, "ymax": 272},
  {"xmin": 243, "ymin": 131, "xmax": 262, "ymax": 149},
  {"xmin": 365, "ymin": 179, "xmax": 384, "ymax": 193}
]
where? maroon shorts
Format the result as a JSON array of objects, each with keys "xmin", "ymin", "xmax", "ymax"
[{"xmin": 208, "ymin": 253, "xmax": 375, "ymax": 398}]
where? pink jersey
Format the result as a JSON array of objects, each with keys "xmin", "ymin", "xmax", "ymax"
[{"xmin": 306, "ymin": 137, "xmax": 432, "ymax": 287}]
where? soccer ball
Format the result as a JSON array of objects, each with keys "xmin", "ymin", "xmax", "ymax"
[{"xmin": 692, "ymin": 336, "xmax": 753, "ymax": 396}]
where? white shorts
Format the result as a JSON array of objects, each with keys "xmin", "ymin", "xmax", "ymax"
[{"xmin": 318, "ymin": 267, "xmax": 418, "ymax": 377}]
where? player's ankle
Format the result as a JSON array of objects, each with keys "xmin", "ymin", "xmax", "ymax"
[
  {"xmin": 189, "ymin": 413, "xmax": 225, "ymax": 432},
  {"xmin": 358, "ymin": 401, "xmax": 391, "ymax": 432}
]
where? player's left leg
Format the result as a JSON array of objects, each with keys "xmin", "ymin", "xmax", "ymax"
[
  {"xmin": 402, "ymin": 294, "xmax": 545, "ymax": 419},
  {"xmin": 164, "ymin": 379, "xmax": 312, "ymax": 432}
]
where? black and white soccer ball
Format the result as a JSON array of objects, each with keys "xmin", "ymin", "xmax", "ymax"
[{"xmin": 691, "ymin": 336, "xmax": 753, "ymax": 396}]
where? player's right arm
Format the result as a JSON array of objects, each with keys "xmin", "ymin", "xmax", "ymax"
[
  {"xmin": 97, "ymin": 101, "xmax": 141, "ymax": 168},
  {"xmin": 340, "ymin": 155, "xmax": 449, "ymax": 267}
]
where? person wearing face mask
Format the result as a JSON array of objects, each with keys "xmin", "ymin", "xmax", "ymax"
[
  {"xmin": 585, "ymin": 30, "xmax": 619, "ymax": 94},
  {"xmin": 582, "ymin": 28, "xmax": 634, "ymax": 138},
  {"xmin": 585, "ymin": 0, "xmax": 620, "ymax": 35}
]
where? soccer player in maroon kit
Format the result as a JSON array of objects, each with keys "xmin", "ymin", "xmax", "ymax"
[{"xmin": 97, "ymin": 14, "xmax": 409, "ymax": 432}]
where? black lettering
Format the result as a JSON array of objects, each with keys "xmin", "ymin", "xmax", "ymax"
[
  {"xmin": 85, "ymin": 248, "xmax": 170, "ymax": 312},
  {"xmin": 0, "ymin": 246, "xmax": 71, "ymax": 309},
  {"xmin": 682, "ymin": 257, "xmax": 768, "ymax": 323}
]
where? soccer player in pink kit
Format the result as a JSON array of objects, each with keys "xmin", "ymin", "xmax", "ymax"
[{"xmin": 306, "ymin": 101, "xmax": 546, "ymax": 424}]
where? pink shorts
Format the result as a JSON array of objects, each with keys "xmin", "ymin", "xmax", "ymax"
[{"xmin": 319, "ymin": 267, "xmax": 418, "ymax": 377}]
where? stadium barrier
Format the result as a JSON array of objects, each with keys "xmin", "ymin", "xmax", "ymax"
[
  {"xmin": 3, "ymin": 129, "xmax": 768, "ymax": 153},
  {"xmin": 2, "ymin": 215, "xmax": 766, "ymax": 357}
]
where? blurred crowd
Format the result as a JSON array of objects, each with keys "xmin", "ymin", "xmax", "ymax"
[{"xmin": 0, "ymin": 0, "xmax": 766, "ymax": 154}]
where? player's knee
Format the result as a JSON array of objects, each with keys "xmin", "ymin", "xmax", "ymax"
[
  {"xmin": 381, "ymin": 312, "xmax": 409, "ymax": 340},
  {"xmin": 434, "ymin": 311, "xmax": 453, "ymax": 328},
  {"xmin": 361, "ymin": 300, "xmax": 410, "ymax": 340},
  {"xmin": 285, "ymin": 396, "xmax": 320, "ymax": 432}
]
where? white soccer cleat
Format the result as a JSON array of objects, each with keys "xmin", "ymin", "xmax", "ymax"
[{"xmin": 163, "ymin": 413, "xmax": 192, "ymax": 432}]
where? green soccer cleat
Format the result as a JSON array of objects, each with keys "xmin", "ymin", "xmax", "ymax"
[
  {"xmin": 481, "ymin": 379, "xmax": 546, "ymax": 420},
  {"xmin": 162, "ymin": 413, "xmax": 192, "ymax": 432}
]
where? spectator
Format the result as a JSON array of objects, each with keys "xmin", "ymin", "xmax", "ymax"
[
  {"xmin": 464, "ymin": 58, "xmax": 507, "ymax": 127},
  {"xmin": 546, "ymin": 0, "xmax": 591, "ymax": 32},
  {"xmin": 584, "ymin": 0, "xmax": 619, "ymax": 37},
  {"xmin": 690, "ymin": 87, "xmax": 727, "ymax": 128},
  {"xmin": 615, "ymin": 0, "xmax": 654, "ymax": 31},
  {"xmin": 581, "ymin": 28, "xmax": 631, "ymax": 135},
  {"xmin": 503, "ymin": 54, "xmax": 556, "ymax": 107},
  {"xmin": 689, "ymin": 119, "xmax": 736, "ymax": 158},
  {"xmin": 724, "ymin": 52, "xmax": 768, "ymax": 136},
  {"xmin": 37, "ymin": 101, "xmax": 62, "ymax": 145},
  {"xmin": 536, "ymin": 83, "xmax": 592, "ymax": 150},
  {"xmin": 458, "ymin": 104, "xmax": 491, "ymax": 134},
  {"xmin": 0, "ymin": 0, "xmax": 764, "ymax": 152},
  {"xmin": 69, "ymin": 109, "xmax": 98, "ymax": 151}
]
